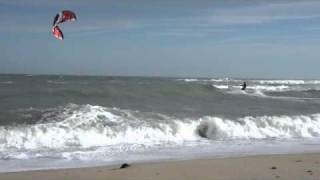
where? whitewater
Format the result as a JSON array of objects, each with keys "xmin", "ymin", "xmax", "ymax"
[{"xmin": 1, "ymin": 74, "xmax": 320, "ymax": 172}]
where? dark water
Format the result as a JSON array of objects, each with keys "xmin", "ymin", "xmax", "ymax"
[
  {"xmin": 1, "ymin": 74, "xmax": 320, "ymax": 172},
  {"xmin": 1, "ymin": 74, "xmax": 320, "ymax": 126}
]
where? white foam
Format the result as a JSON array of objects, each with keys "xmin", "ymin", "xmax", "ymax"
[
  {"xmin": 198, "ymin": 114, "xmax": 320, "ymax": 139},
  {"xmin": 0, "ymin": 105, "xmax": 198, "ymax": 152},
  {"xmin": 177, "ymin": 78, "xmax": 198, "ymax": 82},
  {"xmin": 214, "ymin": 85, "xmax": 268, "ymax": 97},
  {"xmin": 256, "ymin": 80, "xmax": 320, "ymax": 85},
  {"xmin": 214, "ymin": 84, "xmax": 290, "ymax": 92},
  {"xmin": 250, "ymin": 85, "xmax": 290, "ymax": 91},
  {"xmin": 179, "ymin": 78, "xmax": 238, "ymax": 83},
  {"xmin": 179, "ymin": 79, "xmax": 320, "ymax": 85},
  {"xmin": 1, "ymin": 104, "xmax": 320, "ymax": 160},
  {"xmin": 213, "ymin": 85, "xmax": 229, "ymax": 89},
  {"xmin": 46, "ymin": 80, "xmax": 67, "ymax": 84},
  {"xmin": 209, "ymin": 78, "xmax": 229, "ymax": 82}
]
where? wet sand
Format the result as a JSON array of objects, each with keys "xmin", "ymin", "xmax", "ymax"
[{"xmin": 0, "ymin": 153, "xmax": 319, "ymax": 180}]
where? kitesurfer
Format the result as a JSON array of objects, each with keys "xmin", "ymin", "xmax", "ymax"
[{"xmin": 241, "ymin": 82, "xmax": 247, "ymax": 90}]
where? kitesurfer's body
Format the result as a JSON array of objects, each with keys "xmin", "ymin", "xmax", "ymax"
[{"xmin": 241, "ymin": 82, "xmax": 247, "ymax": 90}]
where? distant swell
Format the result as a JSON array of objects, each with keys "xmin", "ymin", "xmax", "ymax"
[
  {"xmin": 180, "ymin": 78, "xmax": 320, "ymax": 85},
  {"xmin": 0, "ymin": 81, "xmax": 14, "ymax": 84}
]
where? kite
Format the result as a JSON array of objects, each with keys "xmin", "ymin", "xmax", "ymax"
[
  {"xmin": 52, "ymin": 10, "xmax": 77, "ymax": 40},
  {"xmin": 52, "ymin": 26, "xmax": 63, "ymax": 40}
]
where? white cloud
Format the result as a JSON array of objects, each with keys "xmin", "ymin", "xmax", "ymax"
[
  {"xmin": 143, "ymin": 0, "xmax": 320, "ymax": 37},
  {"xmin": 2, "ymin": 0, "xmax": 320, "ymax": 37},
  {"xmin": 208, "ymin": 0, "xmax": 320, "ymax": 25}
]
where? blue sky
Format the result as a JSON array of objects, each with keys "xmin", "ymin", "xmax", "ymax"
[{"xmin": 1, "ymin": 0, "xmax": 320, "ymax": 78}]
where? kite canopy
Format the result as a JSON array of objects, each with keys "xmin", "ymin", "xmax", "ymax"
[
  {"xmin": 53, "ymin": 10, "xmax": 77, "ymax": 27},
  {"xmin": 52, "ymin": 26, "xmax": 64, "ymax": 40},
  {"xmin": 52, "ymin": 10, "xmax": 77, "ymax": 40}
]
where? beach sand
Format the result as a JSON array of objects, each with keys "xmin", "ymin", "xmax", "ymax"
[{"xmin": 0, "ymin": 153, "xmax": 319, "ymax": 180}]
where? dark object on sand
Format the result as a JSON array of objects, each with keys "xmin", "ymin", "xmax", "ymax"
[
  {"xmin": 120, "ymin": 163, "xmax": 130, "ymax": 169},
  {"xmin": 241, "ymin": 82, "xmax": 247, "ymax": 90},
  {"xmin": 270, "ymin": 166, "xmax": 277, "ymax": 170},
  {"xmin": 306, "ymin": 170, "xmax": 313, "ymax": 175}
]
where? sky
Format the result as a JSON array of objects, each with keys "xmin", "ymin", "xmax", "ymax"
[{"xmin": 1, "ymin": 0, "xmax": 320, "ymax": 78}]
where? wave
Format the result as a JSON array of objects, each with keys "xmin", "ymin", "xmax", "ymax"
[
  {"xmin": 0, "ymin": 81, "xmax": 14, "ymax": 84},
  {"xmin": 0, "ymin": 104, "xmax": 198, "ymax": 152},
  {"xmin": 1, "ymin": 104, "xmax": 320, "ymax": 155},
  {"xmin": 177, "ymin": 78, "xmax": 199, "ymax": 82},
  {"xmin": 179, "ymin": 78, "xmax": 320, "ymax": 85},
  {"xmin": 46, "ymin": 80, "xmax": 67, "ymax": 84},
  {"xmin": 178, "ymin": 78, "xmax": 240, "ymax": 83},
  {"xmin": 250, "ymin": 85, "xmax": 290, "ymax": 92},
  {"xmin": 255, "ymin": 80, "xmax": 320, "ymax": 85},
  {"xmin": 197, "ymin": 114, "xmax": 320, "ymax": 139},
  {"xmin": 182, "ymin": 79, "xmax": 320, "ymax": 99},
  {"xmin": 225, "ymin": 89, "xmax": 268, "ymax": 98},
  {"xmin": 213, "ymin": 85, "xmax": 229, "ymax": 89},
  {"xmin": 213, "ymin": 85, "xmax": 290, "ymax": 92},
  {"xmin": 208, "ymin": 78, "xmax": 237, "ymax": 82},
  {"xmin": 213, "ymin": 84, "xmax": 320, "ymax": 99},
  {"xmin": 264, "ymin": 89, "xmax": 320, "ymax": 100},
  {"xmin": 213, "ymin": 85, "xmax": 280, "ymax": 98},
  {"xmin": 46, "ymin": 80, "xmax": 89, "ymax": 85}
]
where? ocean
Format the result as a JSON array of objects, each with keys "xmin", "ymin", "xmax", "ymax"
[{"xmin": 1, "ymin": 74, "xmax": 320, "ymax": 172}]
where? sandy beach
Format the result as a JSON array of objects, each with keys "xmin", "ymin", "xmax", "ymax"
[{"xmin": 0, "ymin": 153, "xmax": 319, "ymax": 180}]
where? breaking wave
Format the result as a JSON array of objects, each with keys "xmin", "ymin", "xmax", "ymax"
[
  {"xmin": 0, "ymin": 104, "xmax": 198, "ymax": 152},
  {"xmin": 213, "ymin": 85, "xmax": 290, "ymax": 92},
  {"xmin": 213, "ymin": 83, "xmax": 320, "ymax": 99},
  {"xmin": 179, "ymin": 78, "xmax": 320, "ymax": 85},
  {"xmin": 177, "ymin": 78, "xmax": 198, "ymax": 82},
  {"xmin": 256, "ymin": 80, "xmax": 320, "ymax": 85},
  {"xmin": 178, "ymin": 78, "xmax": 240, "ymax": 83},
  {"xmin": 197, "ymin": 114, "xmax": 320, "ymax": 139},
  {"xmin": 1, "ymin": 104, "xmax": 320, "ymax": 156}
]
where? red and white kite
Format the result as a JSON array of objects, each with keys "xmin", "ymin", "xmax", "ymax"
[
  {"xmin": 52, "ymin": 10, "xmax": 77, "ymax": 40},
  {"xmin": 52, "ymin": 26, "xmax": 64, "ymax": 40}
]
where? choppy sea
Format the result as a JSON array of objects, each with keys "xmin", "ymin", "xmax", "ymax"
[{"xmin": 1, "ymin": 74, "xmax": 320, "ymax": 172}]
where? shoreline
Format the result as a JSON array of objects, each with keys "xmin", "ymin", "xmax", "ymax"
[{"xmin": 0, "ymin": 152, "xmax": 319, "ymax": 180}]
